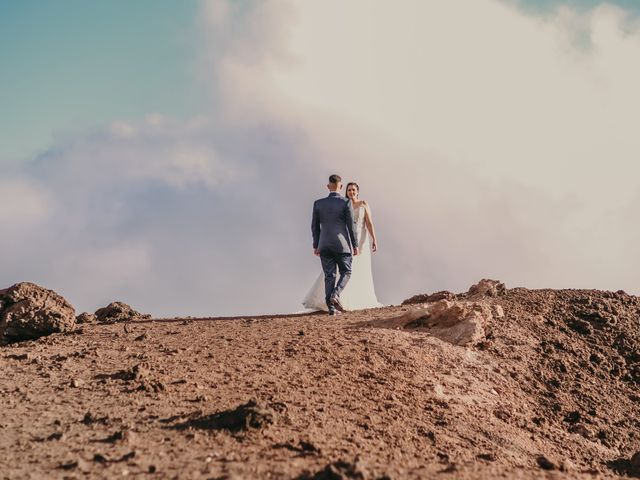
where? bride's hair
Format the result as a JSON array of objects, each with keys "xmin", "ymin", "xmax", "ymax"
[{"xmin": 346, "ymin": 182, "xmax": 359, "ymax": 199}]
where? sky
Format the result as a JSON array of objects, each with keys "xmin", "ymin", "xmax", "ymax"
[{"xmin": 2, "ymin": 0, "xmax": 640, "ymax": 317}]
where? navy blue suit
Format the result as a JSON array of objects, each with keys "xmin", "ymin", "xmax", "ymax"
[{"xmin": 311, "ymin": 192, "xmax": 358, "ymax": 310}]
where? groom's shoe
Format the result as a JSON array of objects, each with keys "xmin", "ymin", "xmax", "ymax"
[
  {"xmin": 330, "ymin": 295, "xmax": 346, "ymax": 313},
  {"xmin": 328, "ymin": 309, "xmax": 341, "ymax": 316}
]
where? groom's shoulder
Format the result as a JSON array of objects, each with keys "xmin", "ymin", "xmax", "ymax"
[{"xmin": 314, "ymin": 195, "xmax": 347, "ymax": 206}]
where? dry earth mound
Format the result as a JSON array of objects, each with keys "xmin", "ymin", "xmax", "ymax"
[
  {"xmin": 0, "ymin": 282, "xmax": 75, "ymax": 342},
  {"xmin": 95, "ymin": 302, "xmax": 151, "ymax": 323},
  {"xmin": 1, "ymin": 280, "xmax": 639, "ymax": 478}
]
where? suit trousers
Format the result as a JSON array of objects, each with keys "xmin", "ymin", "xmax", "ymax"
[{"xmin": 319, "ymin": 250, "xmax": 353, "ymax": 310}]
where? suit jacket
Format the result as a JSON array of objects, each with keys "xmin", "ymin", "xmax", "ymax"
[{"xmin": 311, "ymin": 192, "xmax": 358, "ymax": 254}]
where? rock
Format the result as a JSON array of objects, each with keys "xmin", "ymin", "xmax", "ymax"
[
  {"xmin": 94, "ymin": 302, "xmax": 150, "ymax": 323},
  {"xmin": 59, "ymin": 460, "xmax": 78, "ymax": 470},
  {"xmin": 608, "ymin": 452, "xmax": 640, "ymax": 477},
  {"xmin": 367, "ymin": 299, "xmax": 490, "ymax": 346},
  {"xmin": 81, "ymin": 411, "xmax": 108, "ymax": 425},
  {"xmin": 0, "ymin": 282, "xmax": 76, "ymax": 342},
  {"xmin": 71, "ymin": 378, "xmax": 84, "ymax": 388},
  {"xmin": 100, "ymin": 364, "xmax": 165, "ymax": 393},
  {"xmin": 559, "ymin": 459, "xmax": 576, "ymax": 473},
  {"xmin": 536, "ymin": 455, "xmax": 556, "ymax": 470},
  {"xmin": 99, "ymin": 429, "xmax": 137, "ymax": 445},
  {"xmin": 172, "ymin": 399, "xmax": 275, "ymax": 434},
  {"xmin": 7, "ymin": 353, "xmax": 30, "ymax": 361},
  {"xmin": 402, "ymin": 290, "xmax": 456, "ymax": 305},
  {"xmin": 494, "ymin": 408, "xmax": 511, "ymax": 421},
  {"xmin": 630, "ymin": 451, "xmax": 640, "ymax": 474},
  {"xmin": 569, "ymin": 424, "xmax": 592, "ymax": 439},
  {"xmin": 76, "ymin": 312, "xmax": 97, "ymax": 324},
  {"xmin": 477, "ymin": 453, "xmax": 497, "ymax": 462},
  {"xmin": 568, "ymin": 318, "xmax": 593, "ymax": 335},
  {"xmin": 467, "ymin": 279, "xmax": 505, "ymax": 299},
  {"xmin": 563, "ymin": 411, "xmax": 581, "ymax": 424}
]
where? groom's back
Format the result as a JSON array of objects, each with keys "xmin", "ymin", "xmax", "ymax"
[{"xmin": 313, "ymin": 195, "xmax": 353, "ymax": 253}]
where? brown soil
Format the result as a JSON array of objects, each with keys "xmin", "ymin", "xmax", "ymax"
[{"xmin": 1, "ymin": 287, "xmax": 640, "ymax": 479}]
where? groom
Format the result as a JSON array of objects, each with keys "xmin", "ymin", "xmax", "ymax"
[{"xmin": 311, "ymin": 174, "xmax": 359, "ymax": 315}]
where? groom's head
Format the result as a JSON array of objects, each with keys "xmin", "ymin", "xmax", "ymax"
[{"xmin": 327, "ymin": 174, "xmax": 342, "ymax": 192}]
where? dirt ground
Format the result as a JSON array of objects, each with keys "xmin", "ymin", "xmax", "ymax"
[{"xmin": 1, "ymin": 286, "xmax": 640, "ymax": 479}]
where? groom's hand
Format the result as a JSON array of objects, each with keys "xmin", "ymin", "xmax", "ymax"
[
  {"xmin": 313, "ymin": 248, "xmax": 320, "ymax": 256},
  {"xmin": 353, "ymin": 247, "xmax": 359, "ymax": 256}
]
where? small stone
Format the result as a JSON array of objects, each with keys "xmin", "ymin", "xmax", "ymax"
[
  {"xmin": 71, "ymin": 378, "xmax": 84, "ymax": 388},
  {"xmin": 493, "ymin": 408, "xmax": 510, "ymax": 421},
  {"xmin": 536, "ymin": 455, "xmax": 556, "ymax": 470},
  {"xmin": 564, "ymin": 411, "xmax": 581, "ymax": 424},
  {"xmin": 7, "ymin": 353, "xmax": 30, "ymax": 361},
  {"xmin": 93, "ymin": 453, "xmax": 108, "ymax": 463},
  {"xmin": 477, "ymin": 453, "xmax": 496, "ymax": 462},
  {"xmin": 559, "ymin": 459, "xmax": 576, "ymax": 472},
  {"xmin": 569, "ymin": 424, "xmax": 592, "ymax": 439},
  {"xmin": 59, "ymin": 460, "xmax": 78, "ymax": 470},
  {"xmin": 76, "ymin": 312, "xmax": 97, "ymax": 324}
]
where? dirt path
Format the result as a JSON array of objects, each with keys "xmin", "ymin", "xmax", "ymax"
[{"xmin": 1, "ymin": 288, "xmax": 639, "ymax": 479}]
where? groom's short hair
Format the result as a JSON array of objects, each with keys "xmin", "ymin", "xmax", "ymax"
[{"xmin": 329, "ymin": 174, "xmax": 342, "ymax": 184}]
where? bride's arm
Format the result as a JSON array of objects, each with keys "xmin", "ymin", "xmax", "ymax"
[{"xmin": 363, "ymin": 201, "xmax": 378, "ymax": 252}]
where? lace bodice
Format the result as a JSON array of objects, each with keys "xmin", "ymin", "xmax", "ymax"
[{"xmin": 353, "ymin": 203, "xmax": 369, "ymax": 249}]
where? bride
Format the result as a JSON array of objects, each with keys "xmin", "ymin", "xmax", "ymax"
[{"xmin": 302, "ymin": 182, "xmax": 382, "ymax": 311}]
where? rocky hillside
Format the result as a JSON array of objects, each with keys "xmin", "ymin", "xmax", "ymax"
[{"xmin": 1, "ymin": 280, "xmax": 639, "ymax": 479}]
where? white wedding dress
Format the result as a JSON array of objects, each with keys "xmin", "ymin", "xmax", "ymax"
[{"xmin": 302, "ymin": 203, "xmax": 383, "ymax": 311}]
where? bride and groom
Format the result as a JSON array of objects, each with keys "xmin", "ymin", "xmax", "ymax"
[{"xmin": 302, "ymin": 174, "xmax": 381, "ymax": 315}]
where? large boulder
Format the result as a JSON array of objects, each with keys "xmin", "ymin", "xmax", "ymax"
[
  {"xmin": 0, "ymin": 282, "xmax": 76, "ymax": 342},
  {"xmin": 95, "ymin": 302, "xmax": 150, "ymax": 323},
  {"xmin": 367, "ymin": 299, "xmax": 491, "ymax": 346},
  {"xmin": 466, "ymin": 279, "xmax": 505, "ymax": 299}
]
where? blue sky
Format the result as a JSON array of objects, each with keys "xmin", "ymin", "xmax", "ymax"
[
  {"xmin": 0, "ymin": 0, "xmax": 203, "ymax": 161},
  {"xmin": 1, "ymin": 0, "xmax": 637, "ymax": 161}
]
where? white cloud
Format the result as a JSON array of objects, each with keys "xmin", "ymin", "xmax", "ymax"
[
  {"xmin": 0, "ymin": 178, "xmax": 51, "ymax": 226},
  {"xmin": 198, "ymin": 0, "xmax": 640, "ymax": 296},
  {"xmin": 3, "ymin": 0, "xmax": 640, "ymax": 317}
]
